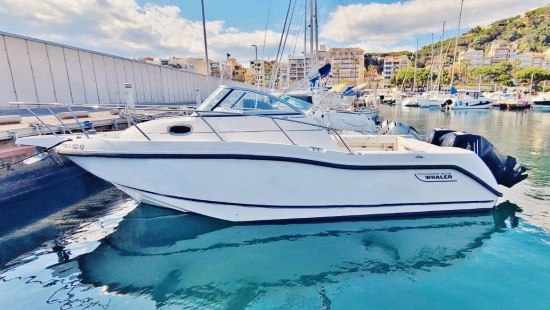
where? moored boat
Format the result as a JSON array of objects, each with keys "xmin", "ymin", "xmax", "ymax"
[{"xmin": 16, "ymin": 85, "xmax": 527, "ymax": 222}]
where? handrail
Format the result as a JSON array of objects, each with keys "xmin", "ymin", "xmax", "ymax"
[
  {"xmin": 16, "ymin": 102, "xmax": 354, "ymax": 153},
  {"xmin": 24, "ymin": 106, "xmax": 57, "ymax": 136},
  {"xmin": 126, "ymin": 114, "xmax": 151, "ymax": 141},
  {"xmin": 47, "ymin": 107, "xmax": 73, "ymax": 134},
  {"xmin": 190, "ymin": 110, "xmax": 354, "ymax": 154},
  {"xmin": 67, "ymin": 106, "xmax": 90, "ymax": 138},
  {"xmin": 271, "ymin": 118, "xmax": 296, "ymax": 145},
  {"xmin": 194, "ymin": 110, "xmax": 224, "ymax": 142}
]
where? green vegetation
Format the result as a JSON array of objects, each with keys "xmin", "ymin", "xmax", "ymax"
[
  {"xmin": 364, "ymin": 5, "xmax": 550, "ymax": 76},
  {"xmin": 389, "ymin": 62, "xmax": 550, "ymax": 90}
]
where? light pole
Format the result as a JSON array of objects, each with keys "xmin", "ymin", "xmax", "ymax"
[
  {"xmin": 251, "ymin": 45, "xmax": 258, "ymax": 59},
  {"xmin": 251, "ymin": 45, "xmax": 259, "ymax": 87}
]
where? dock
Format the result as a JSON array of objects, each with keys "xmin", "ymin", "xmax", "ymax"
[{"xmin": 498, "ymin": 101, "xmax": 531, "ymax": 110}]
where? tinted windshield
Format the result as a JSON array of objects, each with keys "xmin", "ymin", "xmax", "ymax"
[
  {"xmin": 197, "ymin": 87, "xmax": 302, "ymax": 115},
  {"xmin": 282, "ymin": 96, "xmax": 312, "ymax": 111},
  {"xmin": 196, "ymin": 87, "xmax": 231, "ymax": 111}
]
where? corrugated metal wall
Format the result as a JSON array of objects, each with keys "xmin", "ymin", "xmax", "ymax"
[{"xmin": 0, "ymin": 31, "xmax": 251, "ymax": 108}]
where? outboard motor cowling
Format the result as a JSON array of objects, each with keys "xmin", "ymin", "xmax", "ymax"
[
  {"xmin": 440, "ymin": 132, "xmax": 528, "ymax": 188},
  {"xmin": 423, "ymin": 128, "xmax": 456, "ymax": 146}
]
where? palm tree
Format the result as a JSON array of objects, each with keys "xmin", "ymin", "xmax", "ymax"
[
  {"xmin": 352, "ymin": 58, "xmax": 360, "ymax": 84},
  {"xmin": 333, "ymin": 65, "xmax": 341, "ymax": 84}
]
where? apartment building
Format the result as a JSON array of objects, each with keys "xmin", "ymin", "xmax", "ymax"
[
  {"xmin": 382, "ymin": 55, "xmax": 411, "ymax": 81},
  {"xmin": 326, "ymin": 47, "xmax": 365, "ymax": 84}
]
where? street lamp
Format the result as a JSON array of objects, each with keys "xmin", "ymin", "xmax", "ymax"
[
  {"xmin": 251, "ymin": 44, "xmax": 258, "ymax": 59},
  {"xmin": 251, "ymin": 45, "xmax": 259, "ymax": 88}
]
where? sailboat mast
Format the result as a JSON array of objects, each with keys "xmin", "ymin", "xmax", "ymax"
[
  {"xmin": 309, "ymin": 0, "xmax": 314, "ymax": 75},
  {"xmin": 201, "ymin": 0, "xmax": 210, "ymax": 93},
  {"xmin": 413, "ymin": 38, "xmax": 418, "ymax": 92},
  {"xmin": 436, "ymin": 21, "xmax": 446, "ymax": 92},
  {"xmin": 304, "ymin": 0, "xmax": 307, "ymax": 78},
  {"xmin": 428, "ymin": 33, "xmax": 434, "ymax": 91},
  {"xmin": 314, "ymin": 0, "xmax": 319, "ymax": 69},
  {"xmin": 450, "ymin": 0, "xmax": 464, "ymax": 87}
]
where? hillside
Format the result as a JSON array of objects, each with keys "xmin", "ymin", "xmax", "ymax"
[{"xmin": 365, "ymin": 5, "xmax": 550, "ymax": 71}]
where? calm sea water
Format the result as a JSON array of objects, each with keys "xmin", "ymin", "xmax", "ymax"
[{"xmin": 1, "ymin": 107, "xmax": 549, "ymax": 310}]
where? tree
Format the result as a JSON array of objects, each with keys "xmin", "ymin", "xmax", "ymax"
[
  {"xmin": 514, "ymin": 67, "xmax": 550, "ymax": 90},
  {"xmin": 470, "ymin": 66, "xmax": 499, "ymax": 83},
  {"xmin": 333, "ymin": 66, "xmax": 341, "ymax": 84},
  {"xmin": 365, "ymin": 65, "xmax": 378, "ymax": 85}
]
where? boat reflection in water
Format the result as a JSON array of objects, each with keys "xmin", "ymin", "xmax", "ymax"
[{"xmin": 76, "ymin": 201, "xmax": 521, "ymax": 308}]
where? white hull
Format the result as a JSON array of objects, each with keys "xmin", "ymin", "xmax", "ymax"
[
  {"xmin": 401, "ymin": 98, "xmax": 418, "ymax": 107},
  {"xmin": 417, "ymin": 99, "xmax": 444, "ymax": 108},
  {"xmin": 532, "ymin": 105, "xmax": 550, "ymax": 110},
  {"xmin": 452, "ymin": 103, "xmax": 492, "ymax": 109},
  {"xmin": 117, "ymin": 183, "xmax": 495, "ymax": 221},
  {"xmin": 58, "ymin": 137, "xmax": 500, "ymax": 222}
]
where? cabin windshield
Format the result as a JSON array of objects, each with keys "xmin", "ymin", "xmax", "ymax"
[
  {"xmin": 281, "ymin": 95, "xmax": 312, "ymax": 111},
  {"xmin": 196, "ymin": 87, "xmax": 302, "ymax": 115}
]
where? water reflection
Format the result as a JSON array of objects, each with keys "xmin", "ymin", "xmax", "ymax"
[{"xmin": 66, "ymin": 202, "xmax": 521, "ymax": 309}]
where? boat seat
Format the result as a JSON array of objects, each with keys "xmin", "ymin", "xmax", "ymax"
[{"xmin": 397, "ymin": 137, "xmax": 450, "ymax": 153}]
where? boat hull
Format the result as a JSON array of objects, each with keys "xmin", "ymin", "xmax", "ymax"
[
  {"xmin": 61, "ymin": 145, "xmax": 500, "ymax": 222},
  {"xmin": 116, "ymin": 183, "xmax": 496, "ymax": 221}
]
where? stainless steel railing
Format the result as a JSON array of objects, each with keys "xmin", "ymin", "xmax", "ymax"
[{"xmin": 9, "ymin": 102, "xmax": 354, "ymax": 154}]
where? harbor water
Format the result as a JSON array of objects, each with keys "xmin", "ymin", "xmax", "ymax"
[{"xmin": 0, "ymin": 107, "xmax": 549, "ymax": 309}]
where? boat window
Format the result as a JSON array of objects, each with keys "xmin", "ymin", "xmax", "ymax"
[
  {"xmin": 282, "ymin": 95, "xmax": 312, "ymax": 111},
  {"xmin": 168, "ymin": 124, "xmax": 192, "ymax": 135},
  {"xmin": 212, "ymin": 89, "xmax": 301, "ymax": 114},
  {"xmin": 196, "ymin": 87, "xmax": 231, "ymax": 111}
]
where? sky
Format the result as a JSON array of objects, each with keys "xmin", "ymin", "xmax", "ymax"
[{"xmin": 0, "ymin": 0, "xmax": 547, "ymax": 67}]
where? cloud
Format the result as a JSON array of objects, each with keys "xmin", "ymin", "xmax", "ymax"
[
  {"xmin": 0, "ymin": 0, "xmax": 292, "ymax": 64},
  {"xmin": 320, "ymin": 0, "xmax": 549, "ymax": 49}
]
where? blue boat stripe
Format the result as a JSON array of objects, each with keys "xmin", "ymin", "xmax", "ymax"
[{"xmin": 116, "ymin": 183, "xmax": 495, "ymax": 210}]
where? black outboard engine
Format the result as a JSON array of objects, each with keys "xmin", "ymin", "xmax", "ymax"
[
  {"xmin": 423, "ymin": 128, "xmax": 456, "ymax": 146},
  {"xmin": 439, "ymin": 131, "xmax": 528, "ymax": 188}
]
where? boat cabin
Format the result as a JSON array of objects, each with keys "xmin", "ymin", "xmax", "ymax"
[{"xmin": 456, "ymin": 90, "xmax": 488, "ymax": 100}]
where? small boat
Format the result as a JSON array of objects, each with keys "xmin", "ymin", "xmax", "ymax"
[
  {"xmin": 16, "ymin": 85, "xmax": 527, "ymax": 222},
  {"xmin": 445, "ymin": 89, "xmax": 494, "ymax": 110},
  {"xmin": 529, "ymin": 93, "xmax": 550, "ymax": 110}
]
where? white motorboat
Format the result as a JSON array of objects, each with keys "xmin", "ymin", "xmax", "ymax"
[
  {"xmin": 16, "ymin": 85, "xmax": 527, "ymax": 222},
  {"xmin": 529, "ymin": 93, "xmax": 550, "ymax": 110},
  {"xmin": 279, "ymin": 83, "xmax": 380, "ymax": 134},
  {"xmin": 417, "ymin": 92, "xmax": 454, "ymax": 108},
  {"xmin": 401, "ymin": 97, "xmax": 419, "ymax": 107},
  {"xmin": 446, "ymin": 89, "xmax": 494, "ymax": 110}
]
